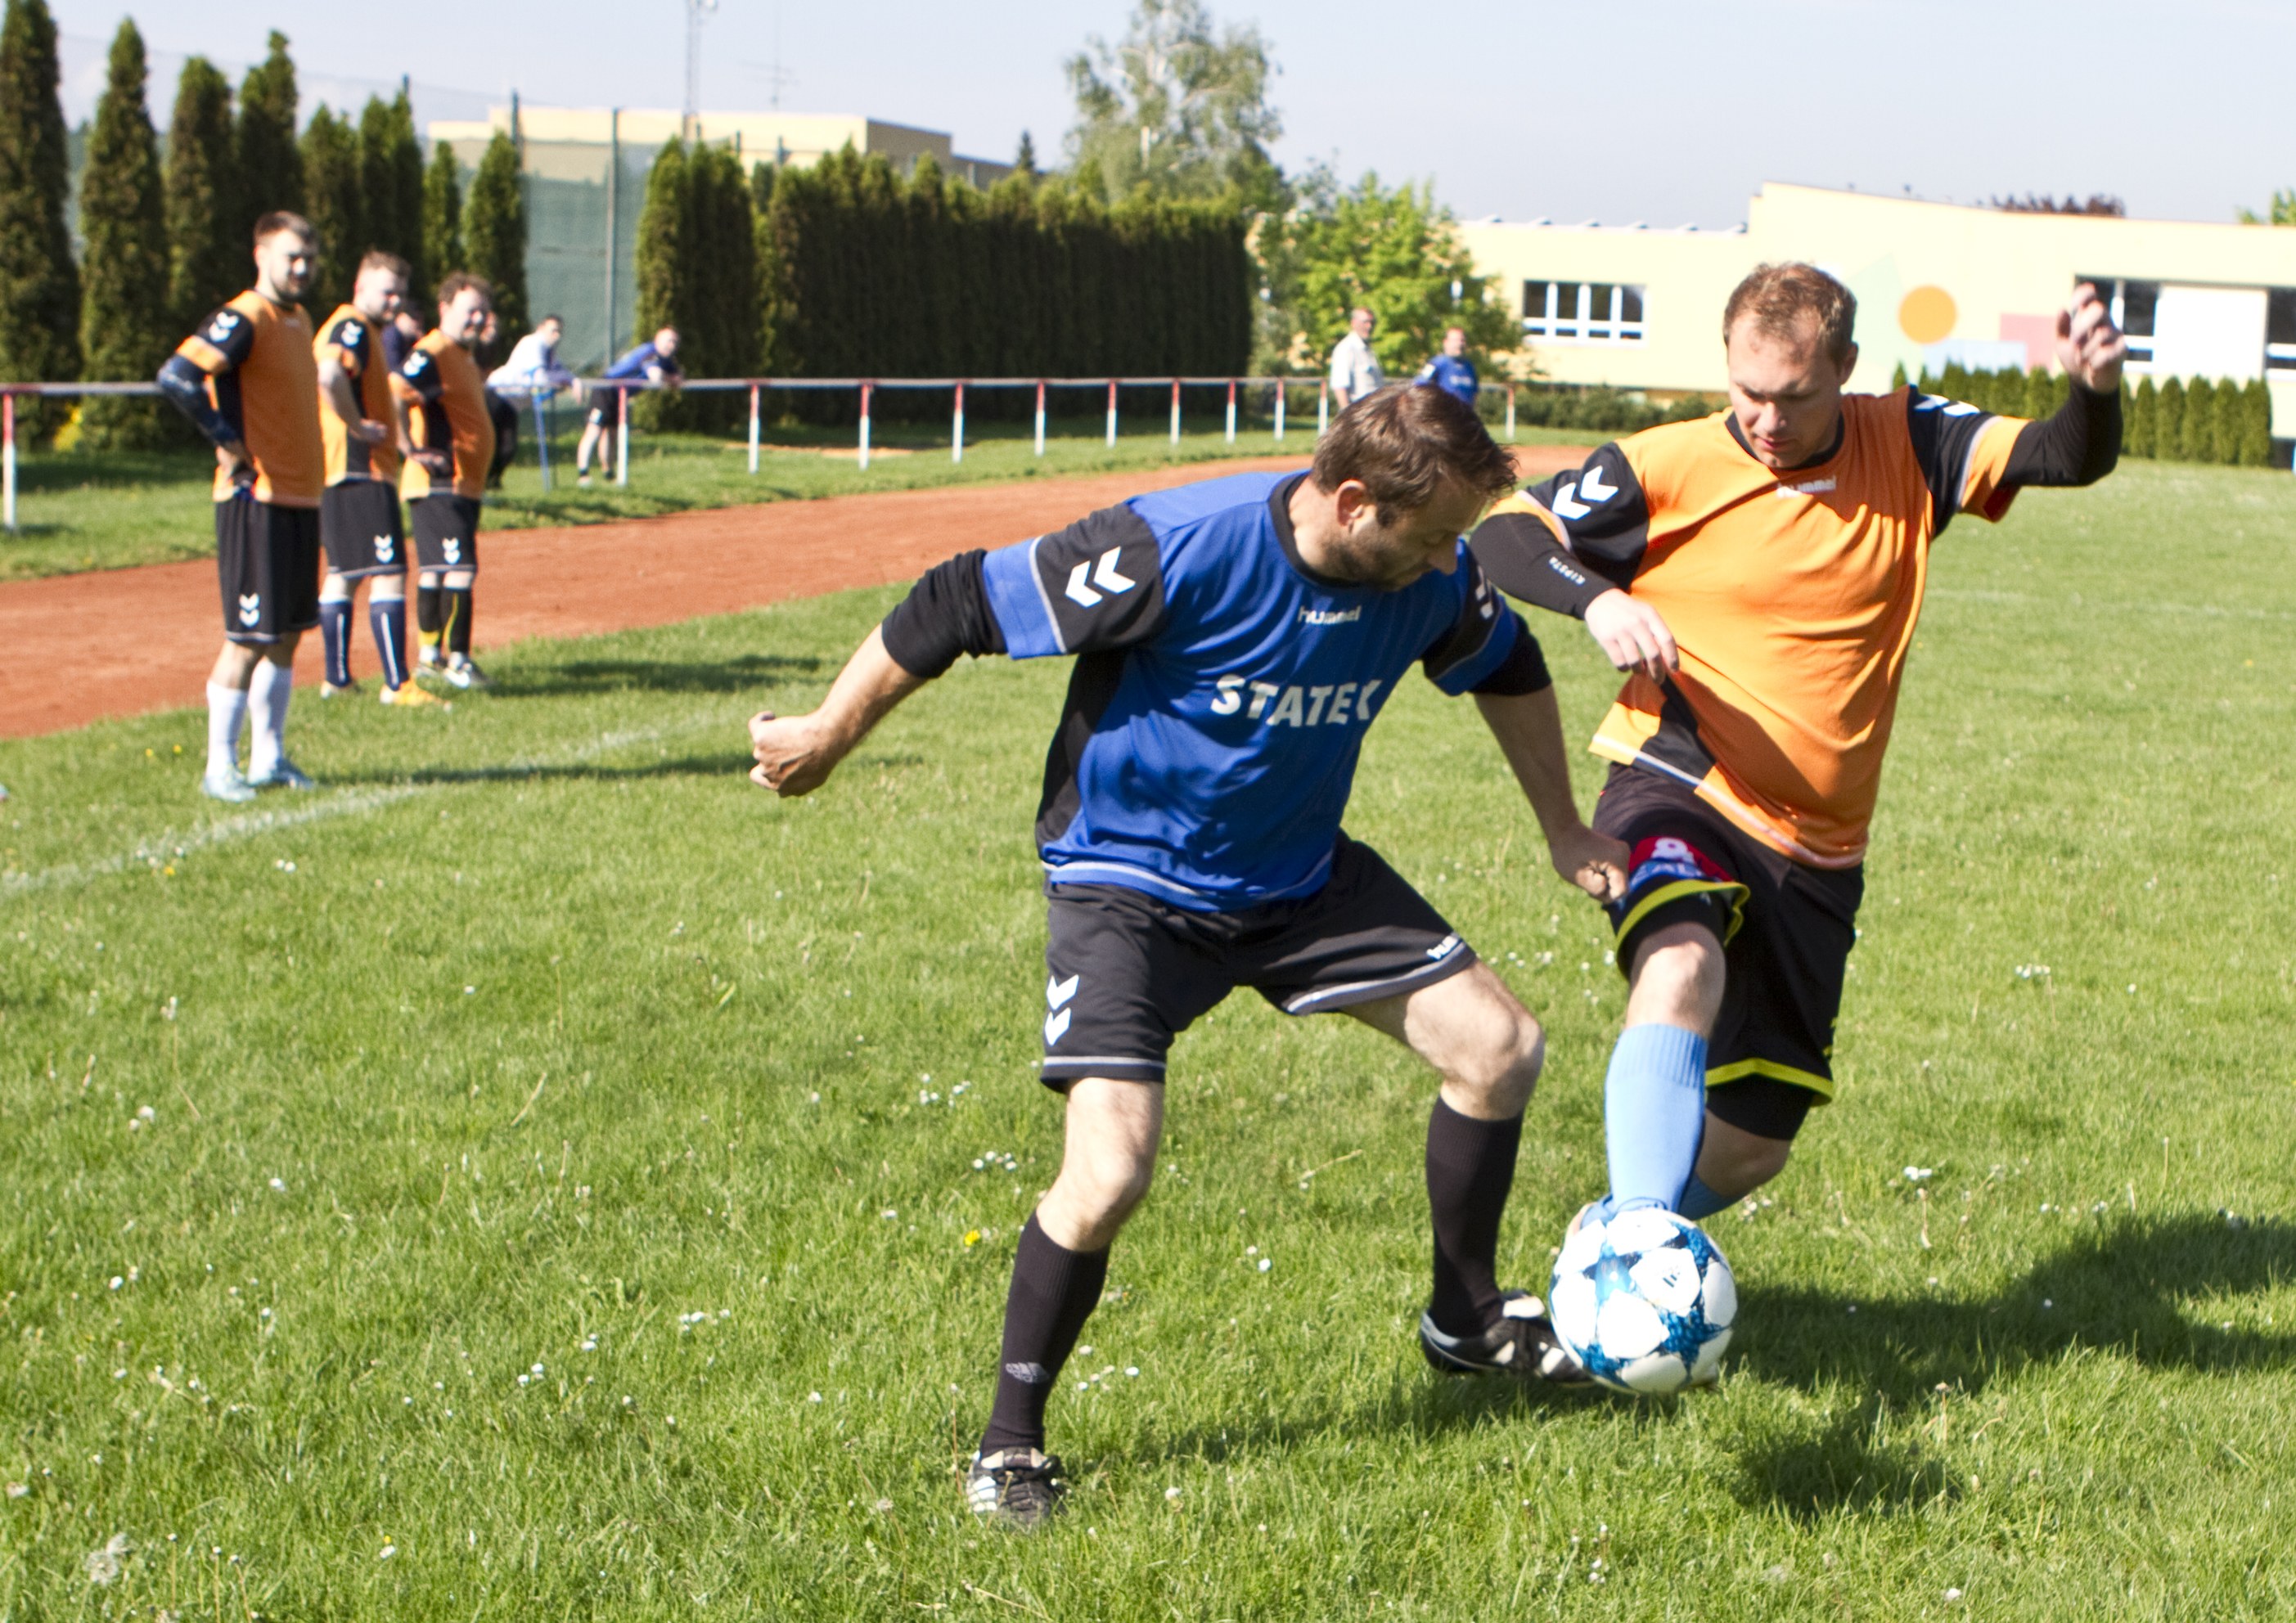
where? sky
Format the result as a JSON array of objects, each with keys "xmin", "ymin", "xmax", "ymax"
[{"xmin": 47, "ymin": 0, "xmax": 2296, "ymax": 229}]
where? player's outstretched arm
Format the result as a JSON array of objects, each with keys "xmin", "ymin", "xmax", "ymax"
[
  {"xmin": 748, "ymin": 626, "xmax": 926, "ymax": 798},
  {"xmin": 1474, "ymin": 686, "xmax": 1628, "ymax": 901}
]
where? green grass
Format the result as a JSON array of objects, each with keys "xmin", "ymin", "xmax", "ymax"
[
  {"xmin": 3, "ymin": 457, "xmax": 2295, "ymax": 1617},
  {"xmin": 0, "ymin": 416, "xmax": 1603, "ymax": 581}
]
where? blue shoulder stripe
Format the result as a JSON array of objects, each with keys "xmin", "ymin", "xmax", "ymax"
[{"xmin": 981, "ymin": 535, "xmax": 1067, "ymax": 658}]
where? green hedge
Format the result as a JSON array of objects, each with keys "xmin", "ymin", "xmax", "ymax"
[
  {"xmin": 1509, "ymin": 384, "xmax": 1720, "ymax": 434},
  {"xmin": 1924, "ymin": 364, "xmax": 2274, "ymax": 468}
]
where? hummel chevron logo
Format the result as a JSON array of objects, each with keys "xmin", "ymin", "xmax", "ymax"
[
  {"xmin": 1064, "ymin": 547, "xmax": 1137, "ymax": 608},
  {"xmin": 1047, "ymin": 973, "xmax": 1079, "ymax": 1009},
  {"xmin": 237, "ymin": 592, "xmax": 262, "ymax": 627},
  {"xmin": 1547, "ymin": 465, "xmax": 1614, "ymax": 521},
  {"xmin": 373, "ymin": 533, "xmax": 394, "ymax": 562},
  {"xmin": 1044, "ymin": 1008, "xmax": 1073, "ymax": 1045}
]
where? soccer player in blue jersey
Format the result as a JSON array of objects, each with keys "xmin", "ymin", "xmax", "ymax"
[
  {"xmin": 574, "ymin": 326, "xmax": 682, "ymax": 485},
  {"xmin": 1414, "ymin": 326, "xmax": 1480, "ymax": 409},
  {"xmin": 749, "ymin": 387, "xmax": 1630, "ymax": 1528}
]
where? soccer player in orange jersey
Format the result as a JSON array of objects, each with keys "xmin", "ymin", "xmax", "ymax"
[
  {"xmin": 1471, "ymin": 263, "xmax": 2126, "ymax": 1277},
  {"xmin": 157, "ymin": 212, "xmax": 329, "ymax": 802},
  {"xmin": 390, "ymin": 272, "xmax": 497, "ymax": 689},
  {"xmin": 313, "ymin": 250, "xmax": 438, "ymax": 708}
]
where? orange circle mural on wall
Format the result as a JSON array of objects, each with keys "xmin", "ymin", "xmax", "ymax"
[{"xmin": 1898, "ymin": 285, "xmax": 1957, "ymax": 344}]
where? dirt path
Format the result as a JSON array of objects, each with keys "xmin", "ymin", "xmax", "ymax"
[{"xmin": 0, "ymin": 447, "xmax": 1586, "ymax": 740}]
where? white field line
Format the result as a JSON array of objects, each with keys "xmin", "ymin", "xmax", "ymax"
[{"xmin": 2, "ymin": 713, "xmax": 732, "ymax": 903}]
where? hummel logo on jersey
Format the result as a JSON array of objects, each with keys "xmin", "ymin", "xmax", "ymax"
[
  {"xmin": 1776, "ymin": 478, "xmax": 1837, "ymax": 497},
  {"xmin": 1209, "ymin": 676, "xmax": 1384, "ymax": 727},
  {"xmin": 1914, "ymin": 394, "xmax": 1981, "ymax": 417},
  {"xmin": 237, "ymin": 592, "xmax": 262, "ymax": 627},
  {"xmin": 403, "ymin": 352, "xmax": 430, "ymax": 379},
  {"xmin": 1064, "ymin": 547, "xmax": 1137, "ymax": 608},
  {"xmin": 373, "ymin": 533, "xmax": 394, "ymax": 563},
  {"xmin": 1045, "ymin": 973, "xmax": 1079, "ymax": 1045},
  {"xmin": 206, "ymin": 311, "xmax": 242, "ymax": 343},
  {"xmin": 1297, "ymin": 605, "xmax": 1361, "ymax": 625},
  {"xmin": 1548, "ymin": 464, "xmax": 1618, "ymax": 520}
]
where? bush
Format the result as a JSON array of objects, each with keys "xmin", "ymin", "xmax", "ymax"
[
  {"xmin": 2239, "ymin": 378, "xmax": 2273, "ymax": 467},
  {"xmin": 2128, "ymin": 377, "xmax": 2155, "ymax": 458},
  {"xmin": 2156, "ymin": 377, "xmax": 2184, "ymax": 458},
  {"xmin": 2181, "ymin": 378, "xmax": 2214, "ymax": 462},
  {"xmin": 1507, "ymin": 384, "xmax": 1718, "ymax": 435}
]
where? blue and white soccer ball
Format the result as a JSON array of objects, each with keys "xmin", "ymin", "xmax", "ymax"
[{"xmin": 1547, "ymin": 1205, "xmax": 1736, "ymax": 1395}]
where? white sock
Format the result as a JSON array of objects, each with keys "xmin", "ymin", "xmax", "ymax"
[
  {"xmin": 247, "ymin": 659, "xmax": 292, "ymax": 776},
  {"xmin": 205, "ymin": 681, "xmax": 248, "ymax": 778}
]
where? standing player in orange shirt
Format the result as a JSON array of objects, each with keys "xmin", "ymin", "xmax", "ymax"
[
  {"xmin": 1470, "ymin": 263, "xmax": 2125, "ymax": 1291},
  {"xmin": 157, "ymin": 212, "xmax": 330, "ymax": 802},
  {"xmin": 313, "ymin": 250, "xmax": 438, "ymax": 708},
  {"xmin": 391, "ymin": 272, "xmax": 497, "ymax": 689}
]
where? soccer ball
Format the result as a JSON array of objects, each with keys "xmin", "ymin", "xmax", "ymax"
[{"xmin": 1547, "ymin": 1205, "xmax": 1736, "ymax": 1395}]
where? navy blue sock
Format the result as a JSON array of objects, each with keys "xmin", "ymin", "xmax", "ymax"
[
  {"xmin": 1603, "ymin": 1023, "xmax": 1708, "ymax": 1215},
  {"xmin": 369, "ymin": 596, "xmax": 408, "ymax": 690},
  {"xmin": 318, "ymin": 596, "xmax": 353, "ymax": 687}
]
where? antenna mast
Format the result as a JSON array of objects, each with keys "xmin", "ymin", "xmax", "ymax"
[{"xmin": 683, "ymin": 0, "xmax": 718, "ymax": 139}]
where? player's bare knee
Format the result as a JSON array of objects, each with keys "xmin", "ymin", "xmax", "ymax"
[
  {"xmin": 1627, "ymin": 923, "xmax": 1725, "ymax": 1030},
  {"xmin": 1701, "ymin": 1132, "xmax": 1791, "ymax": 1201}
]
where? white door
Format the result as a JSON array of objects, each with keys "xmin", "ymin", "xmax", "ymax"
[{"xmin": 2150, "ymin": 285, "xmax": 2268, "ymax": 381}]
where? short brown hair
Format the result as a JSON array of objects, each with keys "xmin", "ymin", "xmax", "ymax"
[
  {"xmin": 437, "ymin": 271, "xmax": 494, "ymax": 306},
  {"xmin": 1723, "ymin": 262, "xmax": 1857, "ymax": 368},
  {"xmin": 358, "ymin": 250, "xmax": 411, "ymax": 281},
  {"xmin": 253, "ymin": 210, "xmax": 313, "ymax": 246},
  {"xmin": 1312, "ymin": 384, "xmax": 1518, "ymax": 511}
]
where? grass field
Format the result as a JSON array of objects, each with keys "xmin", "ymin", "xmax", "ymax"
[
  {"xmin": 3, "ymin": 458, "xmax": 2295, "ymax": 1618},
  {"xmin": 0, "ymin": 417, "xmax": 1602, "ymax": 582}
]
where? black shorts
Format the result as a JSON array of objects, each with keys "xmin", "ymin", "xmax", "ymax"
[
  {"xmin": 319, "ymin": 479, "xmax": 406, "ymax": 578},
  {"xmin": 1593, "ymin": 764, "xmax": 1863, "ymax": 1141},
  {"xmin": 1038, "ymin": 834, "xmax": 1476, "ymax": 1088},
  {"xmin": 410, "ymin": 494, "xmax": 481, "ymax": 573},
  {"xmin": 215, "ymin": 496, "xmax": 320, "ymax": 645},
  {"xmin": 585, "ymin": 390, "xmax": 629, "ymax": 429}
]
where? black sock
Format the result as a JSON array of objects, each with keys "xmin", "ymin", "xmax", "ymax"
[
  {"xmin": 443, "ymin": 587, "xmax": 473, "ymax": 659},
  {"xmin": 317, "ymin": 596, "xmax": 353, "ymax": 686},
  {"xmin": 369, "ymin": 596, "xmax": 407, "ymax": 689},
  {"xmin": 1425, "ymin": 1097, "xmax": 1524, "ymax": 1337},
  {"xmin": 416, "ymin": 582, "xmax": 443, "ymax": 654},
  {"xmin": 979, "ymin": 1215, "xmax": 1109, "ymax": 1457}
]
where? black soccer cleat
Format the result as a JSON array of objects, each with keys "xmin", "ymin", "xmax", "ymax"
[
  {"xmin": 965, "ymin": 1447, "xmax": 1066, "ymax": 1531},
  {"xmin": 1420, "ymin": 1290, "xmax": 1592, "ymax": 1387}
]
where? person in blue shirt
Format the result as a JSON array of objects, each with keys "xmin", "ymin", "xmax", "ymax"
[
  {"xmin": 749, "ymin": 385, "xmax": 1629, "ymax": 1529},
  {"xmin": 574, "ymin": 326, "xmax": 683, "ymax": 485},
  {"xmin": 1414, "ymin": 326, "xmax": 1480, "ymax": 409}
]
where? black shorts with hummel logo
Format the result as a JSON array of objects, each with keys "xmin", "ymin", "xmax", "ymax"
[
  {"xmin": 1038, "ymin": 834, "xmax": 1476, "ymax": 1089},
  {"xmin": 215, "ymin": 494, "xmax": 320, "ymax": 645},
  {"xmin": 411, "ymin": 493, "xmax": 481, "ymax": 573},
  {"xmin": 320, "ymin": 479, "xmax": 406, "ymax": 578}
]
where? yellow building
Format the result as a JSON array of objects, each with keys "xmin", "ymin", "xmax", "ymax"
[{"xmin": 1459, "ymin": 182, "xmax": 2296, "ymax": 446}]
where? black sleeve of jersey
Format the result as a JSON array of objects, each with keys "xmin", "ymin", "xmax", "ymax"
[
  {"xmin": 324, "ymin": 315, "xmax": 368, "ymax": 376},
  {"xmin": 398, "ymin": 345, "xmax": 445, "ymax": 402},
  {"xmin": 1471, "ymin": 442, "xmax": 1650, "ymax": 618},
  {"xmin": 1466, "ymin": 614, "xmax": 1551, "ymax": 695},
  {"xmin": 1011, "ymin": 502, "xmax": 1170, "ymax": 656},
  {"xmin": 1906, "ymin": 393, "xmax": 1996, "ymax": 527},
  {"xmin": 182, "ymin": 303, "xmax": 258, "ymax": 373},
  {"xmin": 879, "ymin": 551, "xmax": 1008, "ymax": 679},
  {"xmin": 156, "ymin": 353, "xmax": 234, "ymax": 447},
  {"xmin": 2003, "ymin": 382, "xmax": 2121, "ymax": 488}
]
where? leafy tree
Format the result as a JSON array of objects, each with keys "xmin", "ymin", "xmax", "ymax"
[
  {"xmin": 462, "ymin": 129, "xmax": 527, "ymax": 343},
  {"xmin": 1065, "ymin": 0, "xmax": 1279, "ymax": 206},
  {"xmin": 1014, "ymin": 130, "xmax": 1038, "ymax": 179},
  {"xmin": 2155, "ymin": 376, "xmax": 2184, "ymax": 461},
  {"xmin": 2180, "ymin": 377, "xmax": 2214, "ymax": 461},
  {"xmin": 164, "ymin": 56, "xmax": 239, "ymax": 330},
  {"xmin": 235, "ymin": 31, "xmax": 302, "ymax": 222},
  {"xmin": 2238, "ymin": 378, "xmax": 2273, "ymax": 466},
  {"xmin": 2235, "ymin": 189, "xmax": 2295, "ymax": 226},
  {"xmin": 76, "ymin": 19, "xmax": 170, "ymax": 447},
  {"xmin": 421, "ymin": 140, "xmax": 463, "ymax": 297},
  {"xmin": 1266, "ymin": 171, "xmax": 1515, "ymax": 380},
  {"xmin": 299, "ymin": 106, "xmax": 362, "ymax": 312},
  {"xmin": 358, "ymin": 91, "xmax": 425, "ymax": 286},
  {"xmin": 0, "ymin": 0, "xmax": 82, "ymax": 442}
]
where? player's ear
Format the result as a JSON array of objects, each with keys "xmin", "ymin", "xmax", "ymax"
[{"xmin": 1836, "ymin": 341, "xmax": 1859, "ymax": 386}]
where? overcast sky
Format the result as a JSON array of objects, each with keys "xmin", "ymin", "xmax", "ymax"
[{"xmin": 47, "ymin": 0, "xmax": 2296, "ymax": 228}]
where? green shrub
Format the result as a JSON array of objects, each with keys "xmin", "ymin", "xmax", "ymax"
[
  {"xmin": 2181, "ymin": 378, "xmax": 2214, "ymax": 461},
  {"xmin": 2238, "ymin": 378, "xmax": 2273, "ymax": 467},
  {"xmin": 2128, "ymin": 377, "xmax": 2154, "ymax": 457},
  {"xmin": 2157, "ymin": 377, "xmax": 2185, "ymax": 460}
]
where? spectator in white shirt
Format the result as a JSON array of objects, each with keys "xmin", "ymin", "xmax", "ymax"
[
  {"xmin": 1327, "ymin": 307, "xmax": 1384, "ymax": 409},
  {"xmin": 486, "ymin": 314, "xmax": 583, "ymax": 402}
]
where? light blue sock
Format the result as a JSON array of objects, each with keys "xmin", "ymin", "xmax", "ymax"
[
  {"xmin": 1677, "ymin": 1175, "xmax": 1731, "ymax": 1220},
  {"xmin": 1603, "ymin": 1023, "xmax": 1708, "ymax": 1214}
]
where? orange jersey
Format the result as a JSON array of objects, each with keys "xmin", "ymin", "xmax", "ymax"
[
  {"xmin": 391, "ymin": 330, "xmax": 494, "ymax": 501},
  {"xmin": 1476, "ymin": 391, "xmax": 2028, "ymax": 868},
  {"xmin": 315, "ymin": 304, "xmax": 402, "ymax": 485},
  {"xmin": 173, "ymin": 290, "xmax": 323, "ymax": 507}
]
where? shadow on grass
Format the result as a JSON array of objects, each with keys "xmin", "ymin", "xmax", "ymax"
[{"xmin": 509, "ymin": 654, "xmax": 829, "ymax": 696}]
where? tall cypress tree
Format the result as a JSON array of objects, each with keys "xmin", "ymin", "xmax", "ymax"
[
  {"xmin": 2180, "ymin": 378, "xmax": 2214, "ymax": 462},
  {"xmin": 2239, "ymin": 378, "xmax": 2273, "ymax": 467},
  {"xmin": 358, "ymin": 91, "xmax": 425, "ymax": 285},
  {"xmin": 165, "ymin": 56, "xmax": 239, "ymax": 330},
  {"xmin": 235, "ymin": 31, "xmax": 302, "ymax": 224},
  {"xmin": 2210, "ymin": 376, "xmax": 2242, "ymax": 465},
  {"xmin": 631, "ymin": 136, "xmax": 687, "ymax": 430},
  {"xmin": 299, "ymin": 106, "xmax": 361, "ymax": 312},
  {"xmin": 0, "ymin": 0, "xmax": 83, "ymax": 443},
  {"xmin": 76, "ymin": 18, "xmax": 169, "ymax": 447},
  {"xmin": 463, "ymin": 129, "xmax": 527, "ymax": 344},
  {"xmin": 421, "ymin": 139, "xmax": 463, "ymax": 301},
  {"xmin": 2155, "ymin": 377, "xmax": 2184, "ymax": 461},
  {"xmin": 2128, "ymin": 377, "xmax": 2154, "ymax": 458}
]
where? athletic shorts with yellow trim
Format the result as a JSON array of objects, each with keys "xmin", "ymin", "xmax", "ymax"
[{"xmin": 1592, "ymin": 763, "xmax": 1864, "ymax": 1142}]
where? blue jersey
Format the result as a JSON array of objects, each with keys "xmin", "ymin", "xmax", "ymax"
[
  {"xmin": 975, "ymin": 470, "xmax": 1524, "ymax": 910},
  {"xmin": 1414, "ymin": 353, "xmax": 1479, "ymax": 408}
]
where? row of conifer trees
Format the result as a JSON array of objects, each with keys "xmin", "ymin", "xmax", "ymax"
[
  {"xmin": 0, "ymin": 3, "xmax": 528, "ymax": 449},
  {"xmin": 1916, "ymin": 362, "xmax": 2279, "ymax": 468}
]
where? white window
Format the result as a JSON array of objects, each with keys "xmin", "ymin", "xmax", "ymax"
[{"xmin": 1520, "ymin": 281, "xmax": 1645, "ymax": 344}]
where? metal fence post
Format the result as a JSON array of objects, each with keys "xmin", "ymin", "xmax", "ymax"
[
  {"xmin": 1505, "ymin": 384, "xmax": 1516, "ymax": 443},
  {"xmin": 748, "ymin": 382, "xmax": 761, "ymax": 474},
  {"xmin": 1105, "ymin": 380, "xmax": 1117, "ymax": 447},
  {"xmin": 1317, "ymin": 380, "xmax": 1329, "ymax": 437},
  {"xmin": 858, "ymin": 381, "xmax": 873, "ymax": 470},
  {"xmin": 952, "ymin": 380, "xmax": 966, "ymax": 465},
  {"xmin": 1168, "ymin": 379, "xmax": 1181, "ymax": 445},
  {"xmin": 533, "ymin": 392, "xmax": 552, "ymax": 491},
  {"xmin": 1034, "ymin": 380, "xmax": 1046, "ymax": 457},
  {"xmin": 1224, "ymin": 379, "xmax": 1236, "ymax": 444},
  {"xmin": 615, "ymin": 386, "xmax": 629, "ymax": 486},
  {"xmin": 1273, "ymin": 380, "xmax": 1285, "ymax": 442},
  {"xmin": 2, "ymin": 392, "xmax": 15, "ymax": 533}
]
